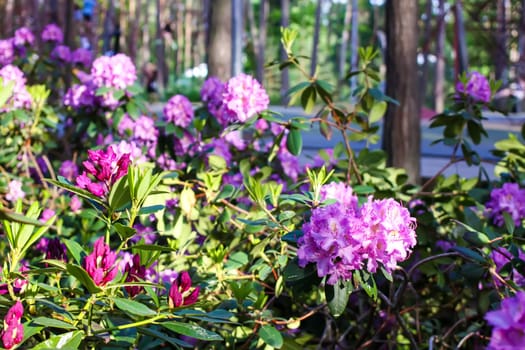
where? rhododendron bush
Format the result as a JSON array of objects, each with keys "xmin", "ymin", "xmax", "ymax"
[{"xmin": 0, "ymin": 26, "xmax": 524, "ymax": 349}]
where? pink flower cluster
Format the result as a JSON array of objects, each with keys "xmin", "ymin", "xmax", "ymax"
[
  {"xmin": 76, "ymin": 145, "xmax": 131, "ymax": 197},
  {"xmin": 5, "ymin": 179, "xmax": 25, "ymax": 202},
  {"xmin": 168, "ymin": 271, "xmax": 200, "ymax": 308},
  {"xmin": 200, "ymin": 74, "xmax": 269, "ymax": 124},
  {"xmin": 297, "ymin": 183, "xmax": 417, "ymax": 285},
  {"xmin": 64, "ymin": 53, "xmax": 137, "ymax": 110},
  {"xmin": 0, "ymin": 65, "xmax": 32, "ymax": 111},
  {"xmin": 1, "ymin": 301, "xmax": 24, "ymax": 349},
  {"xmin": 222, "ymin": 73, "xmax": 269, "ymax": 123},
  {"xmin": 485, "ymin": 183, "xmax": 525, "ymax": 227},
  {"xmin": 456, "ymin": 71, "xmax": 491, "ymax": 103},
  {"xmin": 0, "ymin": 27, "xmax": 34, "ymax": 66},
  {"xmin": 163, "ymin": 95, "xmax": 194, "ymax": 128},
  {"xmin": 485, "ymin": 291, "xmax": 525, "ymax": 349},
  {"xmin": 84, "ymin": 237, "xmax": 118, "ymax": 286},
  {"xmin": 91, "ymin": 54, "xmax": 137, "ymax": 90}
]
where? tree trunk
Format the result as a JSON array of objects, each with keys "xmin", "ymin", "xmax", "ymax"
[
  {"xmin": 338, "ymin": 0, "xmax": 352, "ymax": 80},
  {"xmin": 435, "ymin": 0, "xmax": 445, "ymax": 113},
  {"xmin": 349, "ymin": 0, "xmax": 359, "ymax": 93},
  {"xmin": 382, "ymin": 0, "xmax": 420, "ymax": 183},
  {"xmin": 184, "ymin": 0, "xmax": 193, "ymax": 71},
  {"xmin": 453, "ymin": 0, "xmax": 468, "ymax": 77},
  {"xmin": 310, "ymin": 0, "xmax": 323, "ymax": 76},
  {"xmin": 102, "ymin": 0, "xmax": 115, "ymax": 54},
  {"xmin": 129, "ymin": 0, "xmax": 140, "ymax": 63},
  {"xmin": 155, "ymin": 0, "xmax": 168, "ymax": 90},
  {"xmin": 231, "ymin": 0, "xmax": 243, "ymax": 77},
  {"xmin": 208, "ymin": 0, "xmax": 232, "ymax": 80},
  {"xmin": 420, "ymin": 0, "xmax": 432, "ymax": 110},
  {"xmin": 280, "ymin": 0, "xmax": 290, "ymax": 103},
  {"xmin": 256, "ymin": 0, "xmax": 268, "ymax": 84},
  {"xmin": 494, "ymin": 0, "xmax": 508, "ymax": 83}
]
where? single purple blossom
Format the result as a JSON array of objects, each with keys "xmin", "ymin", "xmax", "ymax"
[
  {"xmin": 63, "ymin": 83, "xmax": 96, "ymax": 109},
  {"xmin": 59, "ymin": 160, "xmax": 79, "ymax": 181},
  {"xmin": 84, "ymin": 237, "xmax": 118, "ymax": 286},
  {"xmin": 222, "ymin": 73, "xmax": 269, "ymax": 123}
]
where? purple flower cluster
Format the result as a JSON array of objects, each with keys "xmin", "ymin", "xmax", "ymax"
[
  {"xmin": 71, "ymin": 48, "xmax": 92, "ymax": 67},
  {"xmin": 5, "ymin": 179, "xmax": 25, "ymax": 202},
  {"xmin": 0, "ymin": 39, "xmax": 15, "ymax": 66},
  {"xmin": 84, "ymin": 237, "xmax": 118, "ymax": 286},
  {"xmin": 64, "ymin": 53, "xmax": 137, "ymax": 110},
  {"xmin": 222, "ymin": 73, "xmax": 269, "ymax": 123},
  {"xmin": 0, "ymin": 64, "xmax": 32, "ymax": 111},
  {"xmin": 91, "ymin": 53, "xmax": 137, "ymax": 90},
  {"xmin": 51, "ymin": 44, "xmax": 72, "ymax": 63},
  {"xmin": 41, "ymin": 23, "xmax": 64, "ymax": 44},
  {"xmin": 1, "ymin": 301, "xmax": 24, "ymax": 350},
  {"xmin": 163, "ymin": 94, "xmax": 194, "ymax": 128},
  {"xmin": 456, "ymin": 71, "xmax": 491, "ymax": 103},
  {"xmin": 485, "ymin": 291, "xmax": 525, "ymax": 349},
  {"xmin": 0, "ymin": 26, "xmax": 34, "ymax": 66},
  {"xmin": 297, "ymin": 183, "xmax": 417, "ymax": 285},
  {"xmin": 76, "ymin": 145, "xmax": 131, "ymax": 197},
  {"xmin": 485, "ymin": 183, "xmax": 525, "ymax": 227},
  {"xmin": 13, "ymin": 27, "xmax": 35, "ymax": 48}
]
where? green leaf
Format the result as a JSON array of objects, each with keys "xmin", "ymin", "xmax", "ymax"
[
  {"xmin": 161, "ymin": 321, "xmax": 223, "ymax": 341},
  {"xmin": 369, "ymin": 101, "xmax": 387, "ymax": 123},
  {"xmin": 108, "ymin": 174, "xmax": 132, "ymax": 212},
  {"xmin": 63, "ymin": 239, "xmax": 86, "ymax": 265},
  {"xmin": 325, "ymin": 280, "xmax": 352, "ymax": 317},
  {"xmin": 65, "ymin": 264, "xmax": 102, "ymax": 294},
  {"xmin": 113, "ymin": 297, "xmax": 156, "ymax": 317},
  {"xmin": 259, "ymin": 325, "xmax": 283, "ymax": 348},
  {"xmin": 216, "ymin": 184, "xmax": 236, "ymax": 201},
  {"xmin": 32, "ymin": 317, "xmax": 76, "ymax": 330},
  {"xmin": 46, "ymin": 178, "xmax": 107, "ymax": 210},
  {"xmin": 281, "ymin": 230, "xmax": 303, "ymax": 243},
  {"xmin": 286, "ymin": 129, "xmax": 303, "ymax": 156},
  {"xmin": 114, "ymin": 223, "xmax": 137, "ymax": 241},
  {"xmin": 225, "ymin": 252, "xmax": 249, "ymax": 270},
  {"xmin": 300, "ymin": 85, "xmax": 316, "ymax": 113},
  {"xmin": 31, "ymin": 330, "xmax": 83, "ymax": 350},
  {"xmin": 453, "ymin": 246, "xmax": 485, "ymax": 264}
]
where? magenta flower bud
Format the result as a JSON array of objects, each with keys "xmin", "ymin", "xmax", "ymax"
[
  {"xmin": 84, "ymin": 237, "xmax": 118, "ymax": 286},
  {"xmin": 1, "ymin": 301, "xmax": 24, "ymax": 349},
  {"xmin": 168, "ymin": 271, "xmax": 200, "ymax": 308},
  {"xmin": 124, "ymin": 254, "xmax": 146, "ymax": 297}
]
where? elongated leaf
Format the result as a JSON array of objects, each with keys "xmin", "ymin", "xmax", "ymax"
[
  {"xmin": 63, "ymin": 239, "xmax": 85, "ymax": 265},
  {"xmin": 32, "ymin": 317, "xmax": 76, "ymax": 330},
  {"xmin": 369, "ymin": 101, "xmax": 387, "ymax": 123},
  {"xmin": 286, "ymin": 129, "xmax": 303, "ymax": 156},
  {"xmin": 46, "ymin": 178, "xmax": 107, "ymax": 210},
  {"xmin": 31, "ymin": 330, "xmax": 83, "ymax": 350},
  {"xmin": 325, "ymin": 280, "xmax": 352, "ymax": 317},
  {"xmin": 259, "ymin": 325, "xmax": 283, "ymax": 348},
  {"xmin": 113, "ymin": 297, "xmax": 156, "ymax": 317},
  {"xmin": 66, "ymin": 264, "xmax": 102, "ymax": 294},
  {"xmin": 161, "ymin": 321, "xmax": 223, "ymax": 341},
  {"xmin": 108, "ymin": 175, "xmax": 131, "ymax": 212}
]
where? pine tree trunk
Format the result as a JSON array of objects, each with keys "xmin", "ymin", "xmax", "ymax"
[
  {"xmin": 382, "ymin": 0, "xmax": 420, "ymax": 183},
  {"xmin": 338, "ymin": 0, "xmax": 352, "ymax": 80},
  {"xmin": 231, "ymin": 0, "xmax": 243, "ymax": 76},
  {"xmin": 435, "ymin": 0, "xmax": 445, "ymax": 113},
  {"xmin": 256, "ymin": 0, "xmax": 268, "ymax": 84},
  {"xmin": 207, "ymin": 0, "xmax": 231, "ymax": 80},
  {"xmin": 310, "ymin": 0, "xmax": 323, "ymax": 76},
  {"xmin": 155, "ymin": 0, "xmax": 168, "ymax": 90}
]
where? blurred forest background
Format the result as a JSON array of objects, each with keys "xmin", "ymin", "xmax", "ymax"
[{"xmin": 0, "ymin": 0, "xmax": 523, "ymax": 111}]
